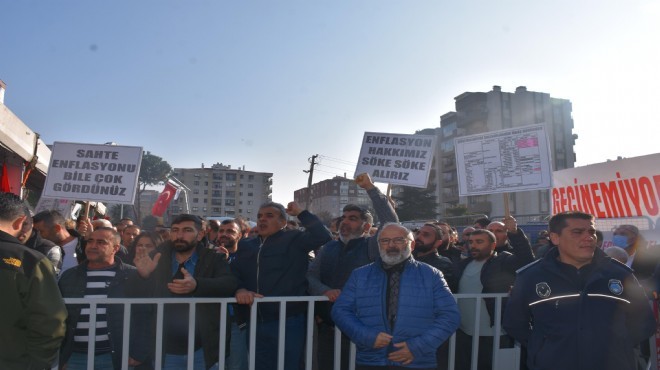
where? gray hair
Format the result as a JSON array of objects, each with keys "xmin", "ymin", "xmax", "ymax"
[
  {"xmin": 259, "ymin": 202, "xmax": 287, "ymax": 220},
  {"xmin": 380, "ymin": 222, "xmax": 414, "ymax": 241}
]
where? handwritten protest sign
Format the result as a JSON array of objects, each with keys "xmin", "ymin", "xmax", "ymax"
[
  {"xmin": 42, "ymin": 142, "xmax": 143, "ymax": 204},
  {"xmin": 354, "ymin": 132, "xmax": 436, "ymax": 188},
  {"xmin": 454, "ymin": 124, "xmax": 553, "ymax": 196}
]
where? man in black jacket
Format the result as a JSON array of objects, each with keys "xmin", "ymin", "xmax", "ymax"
[
  {"xmin": 58, "ymin": 227, "xmax": 149, "ymax": 370},
  {"xmin": 134, "ymin": 214, "xmax": 238, "ymax": 370},
  {"xmin": 232, "ymin": 201, "xmax": 332, "ymax": 370},
  {"xmin": 18, "ymin": 209, "xmax": 63, "ymax": 275},
  {"xmin": 455, "ymin": 216, "xmax": 534, "ymax": 370}
]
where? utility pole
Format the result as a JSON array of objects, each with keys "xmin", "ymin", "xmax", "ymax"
[{"xmin": 303, "ymin": 154, "xmax": 318, "ymax": 210}]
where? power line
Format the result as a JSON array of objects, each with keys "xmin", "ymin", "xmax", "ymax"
[
  {"xmin": 316, "ymin": 163, "xmax": 355, "ymax": 172},
  {"xmin": 317, "ymin": 154, "xmax": 357, "ymax": 166}
]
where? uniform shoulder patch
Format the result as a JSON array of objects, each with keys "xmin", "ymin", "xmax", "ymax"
[
  {"xmin": 535, "ymin": 282, "xmax": 552, "ymax": 298},
  {"xmin": 2, "ymin": 257, "xmax": 22, "ymax": 268}
]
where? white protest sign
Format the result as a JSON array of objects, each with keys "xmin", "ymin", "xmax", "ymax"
[
  {"xmin": 42, "ymin": 142, "xmax": 143, "ymax": 204},
  {"xmin": 552, "ymin": 153, "xmax": 660, "ymax": 219},
  {"xmin": 354, "ymin": 132, "xmax": 436, "ymax": 188},
  {"xmin": 454, "ymin": 124, "xmax": 553, "ymax": 196}
]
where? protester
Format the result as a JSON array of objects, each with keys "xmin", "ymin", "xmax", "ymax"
[
  {"xmin": 307, "ymin": 173, "xmax": 398, "ymax": 370},
  {"xmin": 134, "ymin": 214, "xmax": 238, "ymax": 370},
  {"xmin": 412, "ymin": 223, "xmax": 456, "ymax": 292},
  {"xmin": 33, "ymin": 209, "xmax": 87, "ymax": 272},
  {"xmin": 58, "ymin": 227, "xmax": 150, "ymax": 369},
  {"xmin": 131, "ymin": 231, "xmax": 163, "ymax": 263},
  {"xmin": 232, "ymin": 201, "xmax": 332, "ymax": 370},
  {"xmin": 434, "ymin": 221, "xmax": 463, "ymax": 264},
  {"xmin": 455, "ymin": 215, "xmax": 534, "ymax": 370},
  {"xmin": 18, "ymin": 208, "xmax": 63, "ymax": 275},
  {"xmin": 504, "ymin": 211, "xmax": 656, "ymax": 370},
  {"xmin": 331, "ymin": 223, "xmax": 460, "ymax": 369},
  {"xmin": 214, "ymin": 219, "xmax": 248, "ymax": 370},
  {"xmin": 0, "ymin": 193, "xmax": 67, "ymax": 369}
]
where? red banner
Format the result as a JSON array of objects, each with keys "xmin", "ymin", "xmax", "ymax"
[{"xmin": 151, "ymin": 182, "xmax": 178, "ymax": 217}]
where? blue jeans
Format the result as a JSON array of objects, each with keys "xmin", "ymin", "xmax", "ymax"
[
  {"xmin": 255, "ymin": 314, "xmax": 306, "ymax": 370},
  {"xmin": 66, "ymin": 351, "xmax": 114, "ymax": 370},
  {"xmin": 227, "ymin": 321, "xmax": 248, "ymax": 370},
  {"xmin": 163, "ymin": 348, "xmax": 219, "ymax": 370}
]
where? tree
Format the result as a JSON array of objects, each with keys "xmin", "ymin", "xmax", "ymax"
[
  {"xmin": 394, "ymin": 185, "xmax": 438, "ymax": 222},
  {"xmin": 135, "ymin": 151, "xmax": 172, "ymax": 222},
  {"xmin": 445, "ymin": 204, "xmax": 468, "ymax": 216}
]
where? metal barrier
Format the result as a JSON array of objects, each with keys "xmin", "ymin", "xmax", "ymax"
[{"xmin": 60, "ymin": 294, "xmax": 518, "ymax": 370}]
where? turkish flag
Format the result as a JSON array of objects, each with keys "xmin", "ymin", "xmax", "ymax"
[{"xmin": 152, "ymin": 182, "xmax": 178, "ymax": 216}]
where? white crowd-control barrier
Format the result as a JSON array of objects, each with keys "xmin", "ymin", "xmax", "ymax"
[{"xmin": 56, "ymin": 293, "xmax": 544, "ymax": 370}]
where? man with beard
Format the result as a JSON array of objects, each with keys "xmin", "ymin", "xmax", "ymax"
[
  {"xmin": 413, "ymin": 223, "xmax": 456, "ymax": 292},
  {"xmin": 214, "ymin": 219, "xmax": 248, "ymax": 370},
  {"xmin": 434, "ymin": 221, "xmax": 463, "ymax": 264},
  {"xmin": 411, "ymin": 223, "xmax": 457, "ymax": 370},
  {"xmin": 307, "ymin": 173, "xmax": 398, "ymax": 370},
  {"xmin": 332, "ymin": 223, "xmax": 460, "ymax": 369},
  {"xmin": 134, "ymin": 214, "xmax": 238, "ymax": 370},
  {"xmin": 455, "ymin": 223, "xmax": 534, "ymax": 370}
]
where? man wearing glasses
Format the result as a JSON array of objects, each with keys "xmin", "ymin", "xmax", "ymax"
[{"xmin": 332, "ymin": 223, "xmax": 459, "ymax": 369}]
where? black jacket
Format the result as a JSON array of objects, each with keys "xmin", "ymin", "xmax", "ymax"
[
  {"xmin": 413, "ymin": 250, "xmax": 457, "ymax": 293},
  {"xmin": 141, "ymin": 243, "xmax": 238, "ymax": 369},
  {"xmin": 25, "ymin": 230, "xmax": 63, "ymax": 274},
  {"xmin": 504, "ymin": 247, "xmax": 656, "ymax": 370},
  {"xmin": 58, "ymin": 259, "xmax": 150, "ymax": 369},
  {"xmin": 456, "ymin": 228, "xmax": 534, "ymax": 326},
  {"xmin": 232, "ymin": 210, "xmax": 332, "ymax": 321}
]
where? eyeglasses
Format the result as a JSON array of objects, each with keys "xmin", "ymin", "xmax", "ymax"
[{"xmin": 378, "ymin": 237, "xmax": 409, "ymax": 246}]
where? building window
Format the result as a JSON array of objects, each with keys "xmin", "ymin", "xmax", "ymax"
[
  {"xmin": 193, "ymin": 198, "xmax": 199, "ymax": 203},
  {"xmin": 193, "ymin": 181, "xmax": 200, "ymax": 186},
  {"xmin": 248, "ymin": 192, "xmax": 253, "ymax": 197},
  {"xmin": 226, "ymin": 173, "xmax": 237, "ymax": 181},
  {"xmin": 248, "ymin": 184, "xmax": 254, "ymax": 188},
  {"xmin": 193, "ymin": 189, "xmax": 199, "ymax": 194}
]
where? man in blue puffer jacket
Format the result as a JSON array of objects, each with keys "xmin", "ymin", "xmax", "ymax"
[{"xmin": 331, "ymin": 223, "xmax": 460, "ymax": 369}]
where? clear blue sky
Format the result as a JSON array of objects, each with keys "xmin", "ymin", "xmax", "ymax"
[{"xmin": 2, "ymin": 1, "xmax": 659, "ymax": 204}]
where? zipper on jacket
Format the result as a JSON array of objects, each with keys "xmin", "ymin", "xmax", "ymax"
[{"xmin": 256, "ymin": 236, "xmax": 268, "ymax": 295}]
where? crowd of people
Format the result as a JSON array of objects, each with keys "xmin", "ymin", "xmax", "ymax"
[{"xmin": 1, "ymin": 171, "xmax": 659, "ymax": 370}]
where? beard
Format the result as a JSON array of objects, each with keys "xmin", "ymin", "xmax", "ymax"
[
  {"xmin": 380, "ymin": 244, "xmax": 412, "ymax": 266},
  {"xmin": 171, "ymin": 239, "xmax": 197, "ymax": 253},
  {"xmin": 413, "ymin": 239, "xmax": 435, "ymax": 254},
  {"xmin": 217, "ymin": 236, "xmax": 238, "ymax": 250},
  {"xmin": 339, "ymin": 225, "xmax": 365, "ymax": 244}
]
